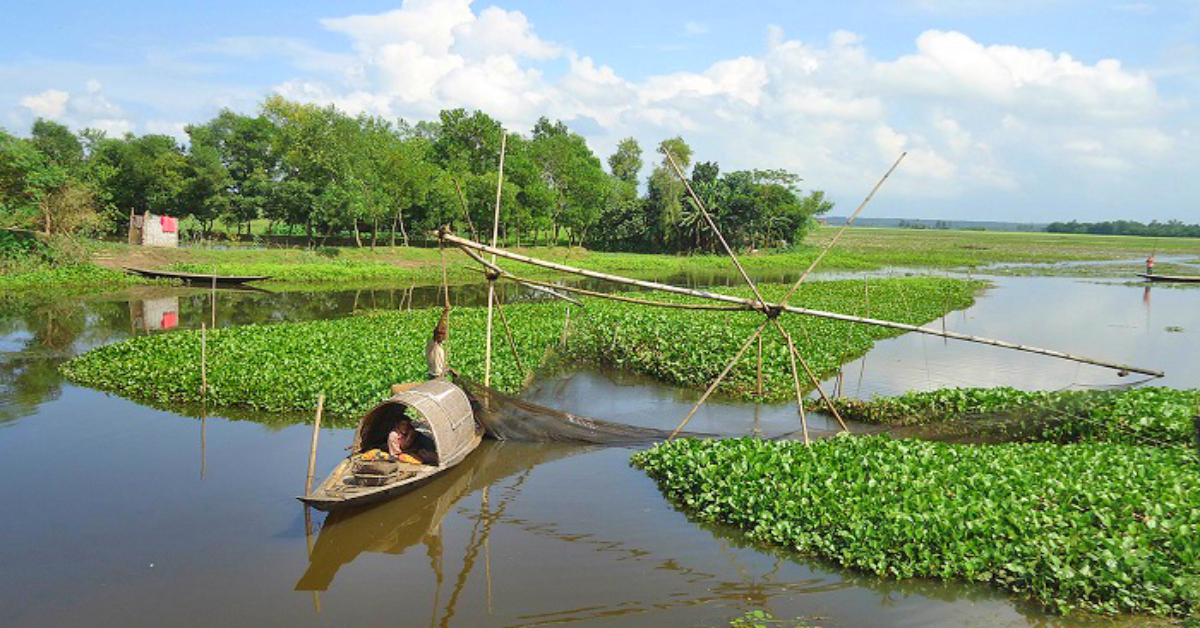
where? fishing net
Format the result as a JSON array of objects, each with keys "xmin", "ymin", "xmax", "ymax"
[{"xmin": 457, "ymin": 377, "xmax": 714, "ymax": 444}]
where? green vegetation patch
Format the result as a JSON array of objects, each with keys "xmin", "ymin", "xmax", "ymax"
[
  {"xmin": 0, "ymin": 262, "xmax": 152, "ymax": 292},
  {"xmin": 61, "ymin": 278, "xmax": 983, "ymax": 418},
  {"xmin": 820, "ymin": 386, "xmax": 1200, "ymax": 447},
  {"xmin": 633, "ymin": 436, "xmax": 1200, "ymax": 616},
  {"xmin": 566, "ymin": 279, "xmax": 984, "ymax": 402}
]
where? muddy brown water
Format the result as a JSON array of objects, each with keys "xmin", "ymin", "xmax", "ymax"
[{"xmin": 1, "ymin": 272, "xmax": 1196, "ymax": 626}]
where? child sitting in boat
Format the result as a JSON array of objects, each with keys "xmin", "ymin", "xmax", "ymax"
[{"xmin": 389, "ymin": 415, "xmax": 438, "ymax": 465}]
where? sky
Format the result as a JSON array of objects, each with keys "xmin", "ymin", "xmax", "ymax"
[{"xmin": 2, "ymin": 0, "xmax": 1198, "ymax": 223}]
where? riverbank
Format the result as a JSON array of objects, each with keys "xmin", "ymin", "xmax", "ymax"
[{"xmin": 7, "ymin": 227, "xmax": 1198, "ymax": 293}]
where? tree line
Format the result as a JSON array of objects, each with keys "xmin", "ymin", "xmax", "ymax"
[
  {"xmin": 0, "ymin": 96, "xmax": 832, "ymax": 253},
  {"xmin": 1046, "ymin": 220, "xmax": 1200, "ymax": 238}
]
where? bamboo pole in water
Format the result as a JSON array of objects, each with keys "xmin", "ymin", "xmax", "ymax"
[
  {"xmin": 484, "ymin": 133, "xmax": 506, "ymax": 389},
  {"xmin": 211, "ymin": 265, "xmax": 217, "ymax": 328},
  {"xmin": 493, "ymin": 290, "xmax": 526, "ymax": 379},
  {"xmin": 437, "ymin": 231, "xmax": 1164, "ymax": 378},
  {"xmin": 305, "ymin": 394, "xmax": 325, "ymax": 495},
  {"xmin": 200, "ymin": 323, "xmax": 207, "ymax": 400},
  {"xmin": 669, "ymin": 320, "xmax": 769, "ymax": 440},
  {"xmin": 780, "ymin": 327, "xmax": 810, "ymax": 445},
  {"xmin": 773, "ymin": 319, "xmax": 850, "ymax": 432}
]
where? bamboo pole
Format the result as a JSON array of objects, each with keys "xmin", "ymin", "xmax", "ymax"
[
  {"xmin": 772, "ymin": 319, "xmax": 849, "ymax": 432},
  {"xmin": 463, "ymin": 263, "xmax": 742, "ymax": 311},
  {"xmin": 669, "ymin": 321, "xmax": 769, "ymax": 440},
  {"xmin": 452, "ymin": 178, "xmax": 479, "ymax": 241},
  {"xmin": 559, "ymin": 307, "xmax": 571, "ymax": 348},
  {"xmin": 777, "ymin": 152, "xmax": 906, "ymax": 307},
  {"xmin": 484, "ymin": 133, "xmax": 507, "ymax": 389},
  {"xmin": 779, "ymin": 326, "xmax": 810, "ymax": 445},
  {"xmin": 756, "ymin": 335, "xmax": 764, "ymax": 396},
  {"xmin": 663, "ymin": 149, "xmax": 768, "ymax": 310},
  {"xmin": 493, "ymin": 290, "xmax": 526, "ymax": 379},
  {"xmin": 211, "ymin": 265, "xmax": 217, "ymax": 328},
  {"xmin": 457, "ymin": 245, "xmax": 583, "ymax": 306},
  {"xmin": 438, "ymin": 231, "xmax": 1164, "ymax": 378},
  {"xmin": 305, "ymin": 393, "xmax": 325, "ymax": 495},
  {"xmin": 200, "ymin": 323, "xmax": 207, "ymax": 400}
]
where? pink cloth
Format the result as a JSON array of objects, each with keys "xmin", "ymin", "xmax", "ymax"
[
  {"xmin": 160, "ymin": 216, "xmax": 177, "ymax": 233},
  {"xmin": 160, "ymin": 312, "xmax": 177, "ymax": 329}
]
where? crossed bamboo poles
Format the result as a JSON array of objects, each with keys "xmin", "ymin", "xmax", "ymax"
[{"xmin": 440, "ymin": 143, "xmax": 1164, "ymax": 445}]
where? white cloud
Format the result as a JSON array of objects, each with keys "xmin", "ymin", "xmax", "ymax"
[
  {"xmin": 19, "ymin": 89, "xmax": 69, "ymax": 119},
  {"xmin": 684, "ymin": 21, "xmax": 709, "ymax": 36},
  {"xmin": 3, "ymin": 0, "xmax": 1193, "ymax": 221}
]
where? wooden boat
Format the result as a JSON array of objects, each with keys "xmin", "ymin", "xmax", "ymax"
[
  {"xmin": 123, "ymin": 266, "xmax": 271, "ymax": 285},
  {"xmin": 1137, "ymin": 272, "xmax": 1200, "ymax": 283},
  {"xmin": 298, "ymin": 379, "xmax": 484, "ymax": 512}
]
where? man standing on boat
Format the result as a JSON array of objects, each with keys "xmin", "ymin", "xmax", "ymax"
[
  {"xmin": 426, "ymin": 306, "xmax": 450, "ymax": 379},
  {"xmin": 1146, "ymin": 254, "xmax": 1156, "ymax": 275}
]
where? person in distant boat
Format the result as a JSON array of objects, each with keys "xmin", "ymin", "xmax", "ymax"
[
  {"xmin": 388, "ymin": 415, "xmax": 438, "ymax": 465},
  {"xmin": 426, "ymin": 306, "xmax": 450, "ymax": 379},
  {"xmin": 1146, "ymin": 254, "xmax": 1156, "ymax": 275}
]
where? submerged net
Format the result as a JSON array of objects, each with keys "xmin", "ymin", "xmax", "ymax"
[{"xmin": 457, "ymin": 377, "xmax": 714, "ymax": 444}]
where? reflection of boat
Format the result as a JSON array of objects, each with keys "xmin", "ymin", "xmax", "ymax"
[
  {"xmin": 298, "ymin": 379, "xmax": 484, "ymax": 512},
  {"xmin": 122, "ymin": 266, "xmax": 271, "ymax": 285},
  {"xmin": 1137, "ymin": 272, "xmax": 1200, "ymax": 283},
  {"xmin": 296, "ymin": 440, "xmax": 580, "ymax": 591}
]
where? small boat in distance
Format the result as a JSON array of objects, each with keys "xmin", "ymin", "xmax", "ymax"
[
  {"xmin": 299, "ymin": 379, "xmax": 484, "ymax": 512},
  {"xmin": 1137, "ymin": 273, "xmax": 1200, "ymax": 284},
  {"xmin": 123, "ymin": 266, "xmax": 271, "ymax": 285}
]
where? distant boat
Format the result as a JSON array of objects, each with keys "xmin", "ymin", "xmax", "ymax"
[
  {"xmin": 1137, "ymin": 273, "xmax": 1200, "ymax": 284},
  {"xmin": 123, "ymin": 266, "xmax": 271, "ymax": 285}
]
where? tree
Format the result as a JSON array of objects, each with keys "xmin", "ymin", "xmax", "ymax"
[
  {"xmin": 608, "ymin": 137, "xmax": 643, "ymax": 185},
  {"xmin": 31, "ymin": 119, "xmax": 83, "ymax": 169},
  {"xmin": 646, "ymin": 136, "xmax": 694, "ymax": 249}
]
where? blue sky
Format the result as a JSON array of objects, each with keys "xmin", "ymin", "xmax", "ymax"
[{"xmin": 3, "ymin": 0, "xmax": 1198, "ymax": 222}]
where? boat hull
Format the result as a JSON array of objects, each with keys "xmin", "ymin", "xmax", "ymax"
[
  {"xmin": 123, "ymin": 266, "xmax": 271, "ymax": 285},
  {"xmin": 1137, "ymin": 273, "xmax": 1200, "ymax": 283}
]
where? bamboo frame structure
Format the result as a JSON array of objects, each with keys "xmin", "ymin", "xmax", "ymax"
[
  {"xmin": 484, "ymin": 133, "xmax": 507, "ymax": 389},
  {"xmin": 436, "ymin": 231, "xmax": 1163, "ymax": 378}
]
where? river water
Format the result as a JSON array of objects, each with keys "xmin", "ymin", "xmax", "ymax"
[{"xmin": 1, "ymin": 272, "xmax": 1196, "ymax": 627}]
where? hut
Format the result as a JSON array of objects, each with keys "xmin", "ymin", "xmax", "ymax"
[{"xmin": 128, "ymin": 211, "xmax": 179, "ymax": 248}]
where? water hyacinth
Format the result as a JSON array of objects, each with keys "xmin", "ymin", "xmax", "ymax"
[
  {"xmin": 61, "ymin": 278, "xmax": 983, "ymax": 419},
  {"xmin": 633, "ymin": 436, "xmax": 1200, "ymax": 617}
]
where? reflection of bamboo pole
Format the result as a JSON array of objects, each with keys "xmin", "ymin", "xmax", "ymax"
[
  {"xmin": 305, "ymin": 394, "xmax": 325, "ymax": 495},
  {"xmin": 211, "ymin": 264, "xmax": 216, "ymax": 328},
  {"xmin": 669, "ymin": 321, "xmax": 768, "ymax": 440},
  {"xmin": 440, "ymin": 232, "xmax": 1164, "ymax": 378},
  {"xmin": 200, "ymin": 410, "xmax": 207, "ymax": 480},
  {"xmin": 483, "ymin": 486, "xmax": 493, "ymax": 615}
]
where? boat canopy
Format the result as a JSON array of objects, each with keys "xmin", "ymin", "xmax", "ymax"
[{"xmin": 354, "ymin": 380, "xmax": 476, "ymax": 465}]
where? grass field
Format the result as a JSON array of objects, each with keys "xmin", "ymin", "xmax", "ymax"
[{"xmin": 6, "ymin": 227, "xmax": 1199, "ymax": 293}]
